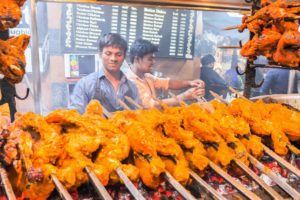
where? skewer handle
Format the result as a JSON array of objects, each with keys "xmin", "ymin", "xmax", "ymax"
[
  {"xmin": 51, "ymin": 174, "xmax": 73, "ymax": 200},
  {"xmin": 124, "ymin": 96, "xmax": 143, "ymax": 110},
  {"xmin": 118, "ymin": 99, "xmax": 131, "ymax": 111},
  {"xmin": 209, "ymin": 90, "xmax": 229, "ymax": 104},
  {"xmin": 84, "ymin": 167, "xmax": 113, "ymax": 200},
  {"xmin": 164, "ymin": 172, "xmax": 197, "ymax": 200},
  {"xmin": 223, "ymin": 24, "xmax": 240, "ymax": 30},
  {"xmin": 115, "ymin": 167, "xmax": 146, "ymax": 200},
  {"xmin": 0, "ymin": 167, "xmax": 16, "ymax": 200}
]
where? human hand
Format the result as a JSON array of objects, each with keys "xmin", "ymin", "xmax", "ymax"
[
  {"xmin": 189, "ymin": 79, "xmax": 205, "ymax": 88},
  {"xmin": 178, "ymin": 87, "xmax": 205, "ymax": 100}
]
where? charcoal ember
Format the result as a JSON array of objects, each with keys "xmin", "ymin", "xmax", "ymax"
[{"xmin": 27, "ymin": 167, "xmax": 43, "ymax": 183}]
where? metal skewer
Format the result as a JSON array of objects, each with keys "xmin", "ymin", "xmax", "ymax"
[
  {"xmin": 124, "ymin": 96, "xmax": 143, "ymax": 110},
  {"xmin": 50, "ymin": 174, "xmax": 73, "ymax": 200},
  {"xmin": 118, "ymin": 99, "xmax": 131, "ymax": 111},
  {"xmin": 189, "ymin": 170, "xmax": 227, "ymax": 200},
  {"xmin": 263, "ymin": 145, "xmax": 300, "ymax": 178},
  {"xmin": 208, "ymin": 162, "xmax": 261, "ymax": 200},
  {"xmin": 248, "ymin": 155, "xmax": 300, "ymax": 199},
  {"xmin": 218, "ymin": 45, "xmax": 242, "ymax": 49},
  {"xmin": 84, "ymin": 167, "xmax": 113, "ymax": 200},
  {"xmin": 164, "ymin": 172, "xmax": 197, "ymax": 200},
  {"xmin": 223, "ymin": 24, "xmax": 240, "ymax": 30},
  {"xmin": 115, "ymin": 167, "xmax": 146, "ymax": 200},
  {"xmin": 0, "ymin": 167, "xmax": 16, "ymax": 200},
  {"xmin": 233, "ymin": 159, "xmax": 284, "ymax": 200}
]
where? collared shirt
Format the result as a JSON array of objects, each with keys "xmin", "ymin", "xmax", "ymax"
[
  {"xmin": 69, "ymin": 67, "xmax": 139, "ymax": 114},
  {"xmin": 126, "ymin": 69, "xmax": 169, "ymax": 108}
]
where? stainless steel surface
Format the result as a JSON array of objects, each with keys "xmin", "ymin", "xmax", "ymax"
[
  {"xmin": 263, "ymin": 145, "xmax": 300, "ymax": 178},
  {"xmin": 84, "ymin": 167, "xmax": 113, "ymax": 200},
  {"xmin": 233, "ymin": 159, "xmax": 284, "ymax": 200},
  {"xmin": 208, "ymin": 162, "xmax": 261, "ymax": 200},
  {"xmin": 115, "ymin": 167, "xmax": 146, "ymax": 200},
  {"xmin": 0, "ymin": 167, "xmax": 16, "ymax": 200},
  {"xmin": 189, "ymin": 170, "xmax": 227, "ymax": 200},
  {"xmin": 30, "ymin": 0, "xmax": 42, "ymax": 114},
  {"xmin": 248, "ymin": 155, "xmax": 300, "ymax": 200},
  {"xmin": 51, "ymin": 174, "xmax": 73, "ymax": 200},
  {"xmin": 164, "ymin": 172, "xmax": 197, "ymax": 200}
]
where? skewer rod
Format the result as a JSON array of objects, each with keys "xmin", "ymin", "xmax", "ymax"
[
  {"xmin": 124, "ymin": 96, "xmax": 143, "ymax": 109},
  {"xmin": 115, "ymin": 167, "xmax": 146, "ymax": 200},
  {"xmin": 189, "ymin": 170, "xmax": 227, "ymax": 200},
  {"xmin": 263, "ymin": 145, "xmax": 300, "ymax": 178},
  {"xmin": 51, "ymin": 174, "xmax": 73, "ymax": 200},
  {"xmin": 84, "ymin": 167, "xmax": 113, "ymax": 200},
  {"xmin": 209, "ymin": 162, "xmax": 260, "ymax": 200},
  {"xmin": 234, "ymin": 159, "xmax": 284, "ymax": 200},
  {"xmin": 164, "ymin": 172, "xmax": 197, "ymax": 200},
  {"xmin": 0, "ymin": 167, "xmax": 16, "ymax": 200},
  {"xmin": 248, "ymin": 155, "xmax": 300, "ymax": 199}
]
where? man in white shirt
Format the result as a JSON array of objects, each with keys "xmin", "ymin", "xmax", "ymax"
[{"xmin": 127, "ymin": 38, "xmax": 205, "ymax": 108}]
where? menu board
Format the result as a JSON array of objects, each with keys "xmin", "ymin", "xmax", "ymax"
[{"xmin": 61, "ymin": 4, "xmax": 196, "ymax": 59}]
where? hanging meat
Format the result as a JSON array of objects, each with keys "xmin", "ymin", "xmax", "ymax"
[
  {"xmin": 0, "ymin": 34, "xmax": 30, "ymax": 84},
  {"xmin": 237, "ymin": 0, "xmax": 300, "ymax": 67},
  {"xmin": 0, "ymin": 0, "xmax": 27, "ymax": 31}
]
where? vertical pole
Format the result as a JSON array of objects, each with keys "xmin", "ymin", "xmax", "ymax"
[
  {"xmin": 243, "ymin": 63, "xmax": 256, "ymax": 98},
  {"xmin": 29, "ymin": 0, "xmax": 42, "ymax": 114}
]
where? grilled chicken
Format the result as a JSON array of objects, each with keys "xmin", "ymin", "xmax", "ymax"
[
  {"xmin": 0, "ymin": 0, "xmax": 26, "ymax": 31},
  {"xmin": 0, "ymin": 34, "xmax": 30, "ymax": 84}
]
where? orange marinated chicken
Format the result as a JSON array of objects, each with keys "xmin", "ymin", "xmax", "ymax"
[
  {"xmin": 0, "ymin": 0, "xmax": 26, "ymax": 31},
  {"xmin": 0, "ymin": 34, "xmax": 30, "ymax": 84}
]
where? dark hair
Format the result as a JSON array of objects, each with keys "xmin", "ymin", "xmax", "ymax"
[
  {"xmin": 201, "ymin": 54, "xmax": 215, "ymax": 66},
  {"xmin": 98, "ymin": 33, "xmax": 128, "ymax": 54},
  {"xmin": 129, "ymin": 39, "xmax": 159, "ymax": 64}
]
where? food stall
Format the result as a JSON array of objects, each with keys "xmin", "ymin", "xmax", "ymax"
[{"xmin": 0, "ymin": 0, "xmax": 299, "ymax": 199}]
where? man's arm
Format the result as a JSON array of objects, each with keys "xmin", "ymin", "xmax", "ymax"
[
  {"xmin": 144, "ymin": 73, "xmax": 204, "ymax": 90},
  {"xmin": 155, "ymin": 87, "xmax": 205, "ymax": 107},
  {"xmin": 168, "ymin": 79, "xmax": 204, "ymax": 90}
]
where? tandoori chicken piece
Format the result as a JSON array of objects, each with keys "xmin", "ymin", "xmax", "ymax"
[
  {"xmin": 0, "ymin": 0, "xmax": 26, "ymax": 31},
  {"xmin": 0, "ymin": 34, "xmax": 30, "ymax": 84},
  {"xmin": 273, "ymin": 30, "xmax": 300, "ymax": 67}
]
